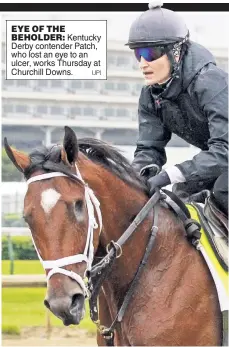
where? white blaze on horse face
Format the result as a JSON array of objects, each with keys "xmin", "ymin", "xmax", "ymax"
[{"xmin": 41, "ymin": 189, "xmax": 61, "ymax": 214}]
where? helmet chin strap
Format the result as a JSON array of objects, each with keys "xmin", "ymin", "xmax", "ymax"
[
  {"xmin": 157, "ymin": 76, "xmax": 171, "ymax": 86},
  {"xmin": 166, "ymin": 49, "xmax": 180, "ymax": 79},
  {"xmin": 153, "ymin": 46, "xmax": 181, "ymax": 89},
  {"xmin": 166, "ymin": 33, "xmax": 189, "ymax": 81}
]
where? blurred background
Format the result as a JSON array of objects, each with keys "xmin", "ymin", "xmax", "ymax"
[{"xmin": 1, "ymin": 10, "xmax": 228, "ymax": 346}]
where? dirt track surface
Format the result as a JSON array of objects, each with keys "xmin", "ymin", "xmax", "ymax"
[
  {"xmin": 3, "ymin": 337, "xmax": 96, "ymax": 346},
  {"xmin": 3, "ymin": 327, "xmax": 97, "ymax": 346}
]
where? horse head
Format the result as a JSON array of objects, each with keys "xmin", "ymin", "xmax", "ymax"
[{"xmin": 4, "ymin": 126, "xmax": 104, "ymax": 325}]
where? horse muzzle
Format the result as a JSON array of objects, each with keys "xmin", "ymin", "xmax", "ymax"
[{"xmin": 44, "ymin": 289, "xmax": 85, "ymax": 326}]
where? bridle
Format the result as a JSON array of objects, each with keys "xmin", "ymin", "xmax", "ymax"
[
  {"xmin": 26, "ymin": 163, "xmax": 164, "ymax": 345},
  {"xmin": 26, "ymin": 165, "xmax": 103, "ymax": 297}
]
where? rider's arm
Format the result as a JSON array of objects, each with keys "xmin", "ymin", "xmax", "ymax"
[
  {"xmin": 132, "ymin": 86, "xmax": 172, "ymax": 176},
  {"xmin": 176, "ymin": 64, "xmax": 228, "ymax": 184}
]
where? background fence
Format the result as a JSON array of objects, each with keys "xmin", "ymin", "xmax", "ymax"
[{"xmin": 2, "ymin": 228, "xmax": 53, "ymax": 338}]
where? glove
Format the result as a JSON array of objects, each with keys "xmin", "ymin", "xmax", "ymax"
[
  {"xmin": 147, "ymin": 171, "xmax": 171, "ymax": 196},
  {"xmin": 140, "ymin": 164, "xmax": 160, "ymax": 179}
]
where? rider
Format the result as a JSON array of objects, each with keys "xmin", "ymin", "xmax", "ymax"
[{"xmin": 126, "ymin": 2, "xmax": 228, "ymax": 215}]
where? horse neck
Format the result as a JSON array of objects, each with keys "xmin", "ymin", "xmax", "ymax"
[
  {"xmin": 77, "ymin": 155, "xmax": 196, "ymax": 275},
  {"xmin": 77, "ymin": 156, "xmax": 211, "ymax": 322},
  {"xmin": 77, "ymin": 155, "xmax": 149, "ymax": 246}
]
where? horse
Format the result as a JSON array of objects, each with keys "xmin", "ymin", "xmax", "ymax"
[{"xmin": 4, "ymin": 126, "xmax": 221, "ymax": 346}]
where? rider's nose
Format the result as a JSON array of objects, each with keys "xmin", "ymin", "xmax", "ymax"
[{"xmin": 139, "ymin": 56, "xmax": 149, "ymax": 68}]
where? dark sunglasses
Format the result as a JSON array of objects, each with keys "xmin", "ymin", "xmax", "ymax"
[{"xmin": 134, "ymin": 46, "xmax": 167, "ymax": 62}]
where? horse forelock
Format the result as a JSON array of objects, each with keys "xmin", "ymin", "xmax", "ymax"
[
  {"xmin": 24, "ymin": 145, "xmax": 77, "ymax": 181},
  {"xmin": 24, "ymin": 139, "xmax": 148, "ymax": 194}
]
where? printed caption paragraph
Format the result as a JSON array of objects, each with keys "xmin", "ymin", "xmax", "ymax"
[{"xmin": 6, "ymin": 20, "xmax": 107, "ymax": 80}]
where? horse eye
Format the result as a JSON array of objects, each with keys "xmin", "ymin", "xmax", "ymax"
[{"xmin": 74, "ymin": 200, "xmax": 84, "ymax": 211}]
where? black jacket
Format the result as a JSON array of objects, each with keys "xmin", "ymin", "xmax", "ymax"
[{"xmin": 132, "ymin": 41, "xmax": 228, "ymax": 187}]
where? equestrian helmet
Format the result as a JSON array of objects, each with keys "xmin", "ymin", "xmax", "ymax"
[{"xmin": 126, "ymin": 1, "xmax": 189, "ymax": 49}]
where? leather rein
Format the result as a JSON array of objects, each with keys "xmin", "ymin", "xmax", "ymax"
[
  {"xmin": 88, "ymin": 188, "xmax": 201, "ymax": 345},
  {"xmin": 88, "ymin": 189, "xmax": 162, "ymax": 345}
]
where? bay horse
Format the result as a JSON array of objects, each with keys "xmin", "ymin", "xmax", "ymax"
[{"xmin": 4, "ymin": 126, "xmax": 221, "ymax": 346}]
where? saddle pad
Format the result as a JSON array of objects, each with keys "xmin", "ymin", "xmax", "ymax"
[{"xmin": 186, "ymin": 203, "xmax": 228, "ymax": 312}]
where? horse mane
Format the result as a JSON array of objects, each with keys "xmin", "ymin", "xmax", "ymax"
[
  {"xmin": 78, "ymin": 138, "xmax": 148, "ymax": 193},
  {"xmin": 24, "ymin": 138, "xmax": 148, "ymax": 194}
]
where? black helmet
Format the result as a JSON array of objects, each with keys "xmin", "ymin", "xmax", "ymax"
[
  {"xmin": 126, "ymin": 1, "xmax": 189, "ymax": 49},
  {"xmin": 126, "ymin": 1, "xmax": 189, "ymax": 79}
]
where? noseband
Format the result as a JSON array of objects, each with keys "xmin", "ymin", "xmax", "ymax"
[{"xmin": 26, "ymin": 165, "xmax": 102, "ymax": 297}]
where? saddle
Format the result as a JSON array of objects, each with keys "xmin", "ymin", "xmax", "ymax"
[
  {"xmin": 164, "ymin": 189, "xmax": 228, "ymax": 270},
  {"xmin": 190, "ymin": 192, "xmax": 228, "ymax": 271},
  {"xmin": 204, "ymin": 195, "xmax": 228, "ymax": 237},
  {"xmin": 162, "ymin": 189, "xmax": 228, "ymax": 346}
]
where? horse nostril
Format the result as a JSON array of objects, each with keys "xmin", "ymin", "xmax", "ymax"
[
  {"xmin": 72, "ymin": 294, "xmax": 83, "ymax": 307},
  {"xmin": 44, "ymin": 299, "xmax": 50, "ymax": 310},
  {"xmin": 70, "ymin": 293, "xmax": 85, "ymax": 315}
]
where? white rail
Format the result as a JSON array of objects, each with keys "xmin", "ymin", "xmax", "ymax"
[
  {"xmin": 2, "ymin": 227, "xmax": 31, "ymax": 236},
  {"xmin": 2, "ymin": 274, "xmax": 46, "ymax": 288}
]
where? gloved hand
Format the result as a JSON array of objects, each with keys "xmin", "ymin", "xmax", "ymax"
[
  {"xmin": 147, "ymin": 171, "xmax": 171, "ymax": 196},
  {"xmin": 140, "ymin": 164, "xmax": 160, "ymax": 178}
]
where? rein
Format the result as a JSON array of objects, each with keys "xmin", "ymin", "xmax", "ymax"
[{"xmin": 88, "ymin": 190, "xmax": 161, "ymax": 344}]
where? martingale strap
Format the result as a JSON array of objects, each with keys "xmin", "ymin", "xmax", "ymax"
[
  {"xmin": 89, "ymin": 189, "xmax": 161, "ymax": 279},
  {"xmin": 96, "ymin": 203, "xmax": 160, "ymax": 345},
  {"xmin": 88, "ymin": 189, "xmax": 204, "ymax": 345},
  {"xmin": 89, "ymin": 190, "xmax": 161, "ymax": 345},
  {"xmin": 26, "ymin": 166, "xmax": 102, "ymax": 296}
]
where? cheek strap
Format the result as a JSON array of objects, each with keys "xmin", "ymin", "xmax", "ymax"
[{"xmin": 27, "ymin": 167, "xmax": 103, "ymax": 297}]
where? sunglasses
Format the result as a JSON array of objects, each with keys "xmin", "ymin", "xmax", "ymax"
[{"xmin": 134, "ymin": 46, "xmax": 167, "ymax": 62}]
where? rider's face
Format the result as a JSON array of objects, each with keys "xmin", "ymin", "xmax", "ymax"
[{"xmin": 139, "ymin": 54, "xmax": 172, "ymax": 85}]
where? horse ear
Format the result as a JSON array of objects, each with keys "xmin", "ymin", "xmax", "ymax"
[
  {"xmin": 63, "ymin": 126, "xmax": 79, "ymax": 165},
  {"xmin": 4, "ymin": 137, "xmax": 31, "ymax": 173}
]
